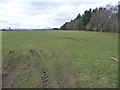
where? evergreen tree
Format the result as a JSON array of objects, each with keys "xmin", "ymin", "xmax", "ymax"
[
  {"xmin": 76, "ymin": 13, "xmax": 81, "ymax": 20},
  {"xmin": 82, "ymin": 8, "xmax": 92, "ymax": 26}
]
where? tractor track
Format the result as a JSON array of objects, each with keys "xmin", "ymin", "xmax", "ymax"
[
  {"xmin": 30, "ymin": 49, "xmax": 51, "ymax": 88},
  {"xmin": 3, "ymin": 49, "xmax": 76, "ymax": 88},
  {"xmin": 30, "ymin": 49, "xmax": 76, "ymax": 88},
  {"xmin": 40, "ymin": 67, "xmax": 50, "ymax": 87},
  {"xmin": 3, "ymin": 50, "xmax": 32, "ymax": 88}
]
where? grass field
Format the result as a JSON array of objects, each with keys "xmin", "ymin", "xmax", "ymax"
[{"xmin": 2, "ymin": 30, "xmax": 118, "ymax": 88}]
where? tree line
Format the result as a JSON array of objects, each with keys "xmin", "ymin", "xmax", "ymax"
[{"xmin": 60, "ymin": 4, "xmax": 119, "ymax": 33}]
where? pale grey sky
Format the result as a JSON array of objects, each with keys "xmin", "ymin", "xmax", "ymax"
[{"xmin": 0, "ymin": 0, "xmax": 119, "ymax": 29}]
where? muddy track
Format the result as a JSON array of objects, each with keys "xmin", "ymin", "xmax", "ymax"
[
  {"xmin": 74, "ymin": 73, "xmax": 81, "ymax": 88},
  {"xmin": 30, "ymin": 49, "xmax": 52, "ymax": 88},
  {"xmin": 7, "ymin": 50, "xmax": 14, "ymax": 56},
  {"xmin": 55, "ymin": 66, "xmax": 67, "ymax": 88},
  {"xmin": 3, "ymin": 50, "xmax": 16, "ymax": 80},
  {"xmin": 30, "ymin": 49, "xmax": 62, "ymax": 88},
  {"xmin": 56, "ymin": 37, "xmax": 86, "ymax": 41},
  {"xmin": 3, "ymin": 49, "xmax": 78, "ymax": 88},
  {"xmin": 30, "ymin": 49, "xmax": 77, "ymax": 88},
  {"xmin": 59, "ymin": 49, "xmax": 77, "ymax": 88},
  {"xmin": 30, "ymin": 49, "xmax": 39, "ymax": 56},
  {"xmin": 3, "ymin": 50, "xmax": 31, "ymax": 88},
  {"xmin": 40, "ymin": 67, "xmax": 50, "ymax": 87},
  {"xmin": 3, "ymin": 51, "xmax": 19, "ymax": 87}
]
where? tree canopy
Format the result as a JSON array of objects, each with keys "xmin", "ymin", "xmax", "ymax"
[{"xmin": 60, "ymin": 4, "xmax": 119, "ymax": 33}]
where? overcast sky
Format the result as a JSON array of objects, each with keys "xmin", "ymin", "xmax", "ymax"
[{"xmin": 0, "ymin": 0, "xmax": 119, "ymax": 29}]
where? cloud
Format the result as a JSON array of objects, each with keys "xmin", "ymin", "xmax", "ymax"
[{"xmin": 0, "ymin": 0, "xmax": 119, "ymax": 29}]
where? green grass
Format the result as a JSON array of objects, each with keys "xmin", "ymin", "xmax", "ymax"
[{"xmin": 2, "ymin": 30, "xmax": 118, "ymax": 88}]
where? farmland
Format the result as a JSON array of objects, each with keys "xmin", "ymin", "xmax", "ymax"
[{"xmin": 2, "ymin": 30, "xmax": 118, "ymax": 88}]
